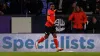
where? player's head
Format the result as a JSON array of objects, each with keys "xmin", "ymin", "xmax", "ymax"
[
  {"xmin": 74, "ymin": 6, "xmax": 83, "ymax": 12},
  {"xmin": 50, "ymin": 3, "xmax": 55, "ymax": 10},
  {"xmin": 92, "ymin": 16, "xmax": 97, "ymax": 24},
  {"xmin": 76, "ymin": 6, "xmax": 80, "ymax": 12}
]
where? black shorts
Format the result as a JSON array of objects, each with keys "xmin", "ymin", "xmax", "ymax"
[
  {"xmin": 72, "ymin": 28, "xmax": 84, "ymax": 33},
  {"xmin": 45, "ymin": 26, "xmax": 56, "ymax": 35}
]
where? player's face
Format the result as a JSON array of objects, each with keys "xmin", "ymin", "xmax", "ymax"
[
  {"xmin": 76, "ymin": 6, "xmax": 80, "ymax": 12},
  {"xmin": 93, "ymin": 17, "xmax": 97, "ymax": 24},
  {"xmin": 50, "ymin": 5, "xmax": 55, "ymax": 10}
]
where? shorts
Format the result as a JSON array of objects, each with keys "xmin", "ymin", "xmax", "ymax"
[
  {"xmin": 45, "ymin": 26, "xmax": 56, "ymax": 35},
  {"xmin": 72, "ymin": 28, "xmax": 84, "ymax": 33}
]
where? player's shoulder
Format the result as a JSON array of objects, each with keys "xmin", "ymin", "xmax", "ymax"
[
  {"xmin": 47, "ymin": 9, "xmax": 51, "ymax": 13},
  {"xmin": 80, "ymin": 11, "xmax": 85, "ymax": 13},
  {"xmin": 80, "ymin": 11, "xmax": 86, "ymax": 15},
  {"xmin": 71, "ymin": 12, "xmax": 76, "ymax": 14},
  {"xmin": 48, "ymin": 9, "xmax": 51, "ymax": 11}
]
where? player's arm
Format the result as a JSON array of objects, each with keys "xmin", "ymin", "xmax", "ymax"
[
  {"xmin": 82, "ymin": 12, "xmax": 88, "ymax": 29},
  {"xmin": 54, "ymin": 9, "xmax": 57, "ymax": 12},
  {"xmin": 83, "ymin": 12, "xmax": 87, "ymax": 24},
  {"xmin": 47, "ymin": 11, "xmax": 54, "ymax": 24},
  {"xmin": 68, "ymin": 13, "xmax": 74, "ymax": 21}
]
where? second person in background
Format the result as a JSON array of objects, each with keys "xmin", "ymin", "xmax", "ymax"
[{"xmin": 68, "ymin": 6, "xmax": 87, "ymax": 33}]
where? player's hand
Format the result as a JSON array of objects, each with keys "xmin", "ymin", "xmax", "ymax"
[{"xmin": 54, "ymin": 9, "xmax": 57, "ymax": 12}]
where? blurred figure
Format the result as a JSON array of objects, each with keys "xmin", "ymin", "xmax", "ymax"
[
  {"xmin": 67, "ymin": 1, "xmax": 77, "ymax": 14},
  {"xmin": 10, "ymin": 0, "xmax": 21, "ymax": 14},
  {"xmin": 87, "ymin": 0, "xmax": 96, "ymax": 13},
  {"xmin": 92, "ymin": 0, "xmax": 100, "ymax": 14},
  {"xmin": 36, "ymin": 0, "xmax": 43, "ymax": 16},
  {"xmin": 68, "ymin": 6, "xmax": 87, "ymax": 33},
  {"xmin": 77, "ymin": 0, "xmax": 89, "ymax": 12},
  {"xmin": 35, "ymin": 4, "xmax": 63, "ymax": 52},
  {"xmin": 2, "ymin": 3, "xmax": 10, "ymax": 14},
  {"xmin": 94, "ymin": 7, "xmax": 100, "ymax": 14},
  {"xmin": 62, "ymin": 0, "xmax": 76, "ymax": 14},
  {"xmin": 0, "ymin": 11, "xmax": 4, "ymax": 15},
  {"xmin": 24, "ymin": 0, "xmax": 43, "ymax": 14},
  {"xmin": 0, "ymin": 3, "xmax": 4, "ymax": 15},
  {"xmin": 86, "ymin": 16, "xmax": 100, "ymax": 33},
  {"xmin": 96, "ymin": 0, "xmax": 100, "ymax": 7}
]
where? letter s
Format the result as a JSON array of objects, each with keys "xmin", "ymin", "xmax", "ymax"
[
  {"xmin": 87, "ymin": 39, "xmax": 95, "ymax": 49},
  {"xmin": 3, "ymin": 37, "xmax": 12, "ymax": 49},
  {"xmin": 71, "ymin": 39, "xmax": 78, "ymax": 49}
]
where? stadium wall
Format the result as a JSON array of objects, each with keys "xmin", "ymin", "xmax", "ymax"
[
  {"xmin": 0, "ymin": 16, "xmax": 11, "ymax": 33},
  {"xmin": 0, "ymin": 34, "xmax": 99, "ymax": 52},
  {"xmin": 0, "ymin": 15, "xmax": 99, "ymax": 33},
  {"xmin": 11, "ymin": 17, "xmax": 31, "ymax": 33}
]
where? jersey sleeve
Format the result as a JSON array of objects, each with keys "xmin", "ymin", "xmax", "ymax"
[
  {"xmin": 83, "ymin": 12, "xmax": 87, "ymax": 24},
  {"xmin": 47, "ymin": 10, "xmax": 54, "ymax": 24},
  {"xmin": 69, "ymin": 13, "xmax": 74, "ymax": 21},
  {"xmin": 47, "ymin": 10, "xmax": 50, "ymax": 16}
]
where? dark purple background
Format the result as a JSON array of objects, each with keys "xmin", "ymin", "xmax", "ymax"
[{"xmin": 0, "ymin": 16, "xmax": 11, "ymax": 33}]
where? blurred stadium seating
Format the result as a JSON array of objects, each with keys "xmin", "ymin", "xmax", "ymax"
[{"xmin": 0, "ymin": 0, "xmax": 98, "ymax": 15}]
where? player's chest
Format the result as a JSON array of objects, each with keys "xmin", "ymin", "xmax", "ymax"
[
  {"xmin": 50, "ymin": 11, "xmax": 55, "ymax": 16},
  {"xmin": 73, "ymin": 13, "xmax": 83, "ymax": 18}
]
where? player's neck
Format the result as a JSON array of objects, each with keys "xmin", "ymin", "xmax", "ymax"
[{"xmin": 50, "ymin": 9, "xmax": 54, "ymax": 11}]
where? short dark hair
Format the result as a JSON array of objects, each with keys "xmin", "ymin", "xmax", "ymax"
[{"xmin": 50, "ymin": 3, "xmax": 54, "ymax": 6}]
